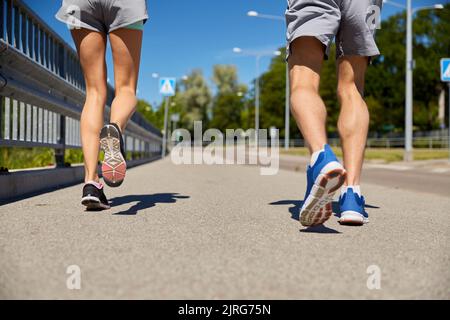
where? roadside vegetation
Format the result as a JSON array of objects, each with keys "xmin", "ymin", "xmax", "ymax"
[{"xmin": 281, "ymin": 148, "xmax": 449, "ymax": 163}]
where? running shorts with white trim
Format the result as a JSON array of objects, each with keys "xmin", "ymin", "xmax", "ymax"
[
  {"xmin": 286, "ymin": 0, "xmax": 383, "ymax": 60},
  {"xmin": 55, "ymin": 0, "xmax": 148, "ymax": 33}
]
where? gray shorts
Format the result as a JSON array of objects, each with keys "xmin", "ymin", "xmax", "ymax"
[
  {"xmin": 55, "ymin": 0, "xmax": 148, "ymax": 33},
  {"xmin": 286, "ymin": 0, "xmax": 383, "ymax": 60}
]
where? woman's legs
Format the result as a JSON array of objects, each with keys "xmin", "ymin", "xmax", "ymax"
[
  {"xmin": 71, "ymin": 29, "xmax": 108, "ymax": 183},
  {"xmin": 109, "ymin": 28, "xmax": 143, "ymax": 132}
]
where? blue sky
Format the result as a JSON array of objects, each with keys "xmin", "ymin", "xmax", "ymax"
[{"xmin": 24, "ymin": 0, "xmax": 448, "ymax": 107}]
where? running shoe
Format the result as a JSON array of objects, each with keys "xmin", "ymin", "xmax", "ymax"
[
  {"xmin": 299, "ymin": 144, "xmax": 347, "ymax": 227},
  {"xmin": 338, "ymin": 188, "xmax": 369, "ymax": 226},
  {"xmin": 100, "ymin": 123, "xmax": 127, "ymax": 187},
  {"xmin": 81, "ymin": 182, "xmax": 110, "ymax": 210}
]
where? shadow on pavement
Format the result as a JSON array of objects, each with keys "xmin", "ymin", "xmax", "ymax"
[
  {"xmin": 110, "ymin": 193, "xmax": 190, "ymax": 215},
  {"xmin": 270, "ymin": 199, "xmax": 380, "ymax": 234},
  {"xmin": 269, "ymin": 200, "xmax": 341, "ymax": 234},
  {"xmin": 300, "ymin": 224, "xmax": 341, "ymax": 234}
]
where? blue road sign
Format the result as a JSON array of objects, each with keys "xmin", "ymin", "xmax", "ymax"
[
  {"xmin": 159, "ymin": 78, "xmax": 176, "ymax": 96},
  {"xmin": 441, "ymin": 58, "xmax": 450, "ymax": 82}
]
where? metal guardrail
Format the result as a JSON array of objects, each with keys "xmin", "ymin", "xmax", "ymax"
[{"xmin": 0, "ymin": 0, "xmax": 162, "ymax": 168}]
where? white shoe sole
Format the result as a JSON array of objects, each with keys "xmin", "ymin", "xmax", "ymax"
[
  {"xmin": 338, "ymin": 211, "xmax": 369, "ymax": 226},
  {"xmin": 81, "ymin": 196, "xmax": 110, "ymax": 210},
  {"xmin": 300, "ymin": 162, "xmax": 346, "ymax": 227},
  {"xmin": 100, "ymin": 125, "xmax": 127, "ymax": 188}
]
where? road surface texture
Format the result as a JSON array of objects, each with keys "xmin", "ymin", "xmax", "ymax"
[{"xmin": 0, "ymin": 157, "xmax": 449, "ymax": 299}]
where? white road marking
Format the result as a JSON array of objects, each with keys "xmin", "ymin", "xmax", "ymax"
[{"xmin": 431, "ymin": 168, "xmax": 450, "ymax": 173}]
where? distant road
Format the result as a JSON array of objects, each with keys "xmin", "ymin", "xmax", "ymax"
[{"xmin": 279, "ymin": 155, "xmax": 450, "ymax": 197}]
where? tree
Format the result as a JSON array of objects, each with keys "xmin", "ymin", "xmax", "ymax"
[
  {"xmin": 210, "ymin": 65, "xmax": 247, "ymax": 131},
  {"xmin": 176, "ymin": 69, "xmax": 212, "ymax": 133},
  {"xmin": 136, "ymin": 99, "xmax": 164, "ymax": 130},
  {"xmin": 412, "ymin": 6, "xmax": 450, "ymax": 130},
  {"xmin": 210, "ymin": 93, "xmax": 245, "ymax": 131},
  {"xmin": 258, "ymin": 48, "xmax": 288, "ymax": 136},
  {"xmin": 212, "ymin": 65, "xmax": 239, "ymax": 94},
  {"xmin": 365, "ymin": 5, "xmax": 450, "ymax": 133}
]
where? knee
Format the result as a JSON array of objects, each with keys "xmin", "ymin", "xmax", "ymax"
[
  {"xmin": 116, "ymin": 84, "xmax": 136, "ymax": 95},
  {"xmin": 115, "ymin": 86, "xmax": 137, "ymax": 102},
  {"xmin": 85, "ymin": 86, "xmax": 107, "ymax": 105}
]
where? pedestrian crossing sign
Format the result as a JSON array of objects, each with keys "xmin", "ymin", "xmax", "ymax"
[
  {"xmin": 441, "ymin": 58, "xmax": 450, "ymax": 82},
  {"xmin": 159, "ymin": 78, "xmax": 176, "ymax": 96}
]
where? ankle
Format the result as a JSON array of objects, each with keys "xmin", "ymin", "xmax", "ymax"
[
  {"xmin": 109, "ymin": 121, "xmax": 125, "ymax": 132},
  {"xmin": 309, "ymin": 144, "xmax": 328, "ymax": 166},
  {"xmin": 342, "ymin": 185, "xmax": 361, "ymax": 196},
  {"xmin": 85, "ymin": 180, "xmax": 103, "ymax": 188},
  {"xmin": 85, "ymin": 176, "xmax": 100, "ymax": 184},
  {"xmin": 309, "ymin": 142, "xmax": 327, "ymax": 154}
]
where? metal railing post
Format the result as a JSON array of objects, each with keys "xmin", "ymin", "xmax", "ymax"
[
  {"xmin": 0, "ymin": 0, "xmax": 4, "ymax": 41},
  {"xmin": 55, "ymin": 115, "xmax": 66, "ymax": 167},
  {"xmin": 0, "ymin": 96, "xmax": 3, "ymax": 141},
  {"xmin": 131, "ymin": 137, "xmax": 135, "ymax": 160}
]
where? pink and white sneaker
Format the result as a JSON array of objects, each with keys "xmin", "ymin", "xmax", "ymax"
[{"xmin": 100, "ymin": 123, "xmax": 127, "ymax": 187}]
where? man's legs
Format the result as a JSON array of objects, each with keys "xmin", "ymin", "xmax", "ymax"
[
  {"xmin": 71, "ymin": 29, "xmax": 108, "ymax": 183},
  {"xmin": 109, "ymin": 28, "xmax": 143, "ymax": 132},
  {"xmin": 289, "ymin": 37, "xmax": 327, "ymax": 153},
  {"xmin": 337, "ymin": 56, "xmax": 369, "ymax": 186},
  {"xmin": 289, "ymin": 36, "xmax": 347, "ymax": 227}
]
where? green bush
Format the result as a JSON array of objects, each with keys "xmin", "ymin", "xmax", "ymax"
[
  {"xmin": 0, "ymin": 147, "xmax": 55, "ymax": 170},
  {"xmin": 0, "ymin": 147, "xmax": 86, "ymax": 170},
  {"xmin": 65, "ymin": 149, "xmax": 84, "ymax": 165}
]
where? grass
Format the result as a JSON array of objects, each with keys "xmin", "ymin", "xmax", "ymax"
[
  {"xmin": 281, "ymin": 147, "xmax": 449, "ymax": 163},
  {"xmin": 0, "ymin": 147, "xmax": 146, "ymax": 170}
]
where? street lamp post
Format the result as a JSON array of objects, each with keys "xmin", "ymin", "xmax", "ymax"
[
  {"xmin": 255, "ymin": 54, "xmax": 261, "ymax": 144},
  {"xmin": 162, "ymin": 96, "xmax": 170, "ymax": 157},
  {"xmin": 247, "ymin": 10, "xmax": 291, "ymax": 150},
  {"xmin": 233, "ymin": 47, "xmax": 281, "ymax": 145},
  {"xmin": 448, "ymin": 83, "xmax": 450, "ymax": 161},
  {"xmin": 383, "ymin": 0, "xmax": 444, "ymax": 161},
  {"xmin": 405, "ymin": 0, "xmax": 414, "ymax": 161},
  {"xmin": 285, "ymin": 63, "xmax": 290, "ymax": 150},
  {"xmin": 151, "ymin": 72, "xmax": 169, "ymax": 157}
]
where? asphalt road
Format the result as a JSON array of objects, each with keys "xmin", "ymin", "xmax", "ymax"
[{"xmin": 0, "ymin": 158, "xmax": 449, "ymax": 299}]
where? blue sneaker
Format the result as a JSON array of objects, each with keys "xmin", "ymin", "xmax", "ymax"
[
  {"xmin": 299, "ymin": 145, "xmax": 346, "ymax": 227},
  {"xmin": 338, "ymin": 188, "xmax": 369, "ymax": 226}
]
